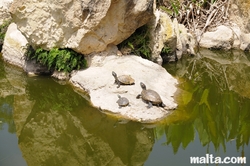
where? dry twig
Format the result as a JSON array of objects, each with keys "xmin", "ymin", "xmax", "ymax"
[{"xmin": 157, "ymin": 0, "xmax": 231, "ymax": 44}]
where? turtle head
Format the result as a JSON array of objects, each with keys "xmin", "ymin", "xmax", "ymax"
[
  {"xmin": 112, "ymin": 71, "xmax": 117, "ymax": 78},
  {"xmin": 140, "ymin": 82, "xmax": 146, "ymax": 90}
]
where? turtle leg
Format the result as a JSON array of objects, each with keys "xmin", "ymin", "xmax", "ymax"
[
  {"xmin": 117, "ymin": 82, "xmax": 120, "ymax": 88},
  {"xmin": 147, "ymin": 102, "xmax": 153, "ymax": 108},
  {"xmin": 136, "ymin": 94, "xmax": 141, "ymax": 99}
]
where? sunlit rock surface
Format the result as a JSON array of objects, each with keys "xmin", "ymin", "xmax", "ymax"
[
  {"xmin": 230, "ymin": 0, "xmax": 250, "ymax": 33},
  {"xmin": 2, "ymin": 23, "xmax": 50, "ymax": 74},
  {"xmin": 0, "ymin": 0, "xmax": 13, "ymax": 24},
  {"xmin": 10, "ymin": 0, "xmax": 154, "ymax": 54},
  {"xmin": 70, "ymin": 55, "xmax": 178, "ymax": 123},
  {"xmin": 198, "ymin": 1, "xmax": 250, "ymax": 51},
  {"xmin": 1, "ymin": 23, "xmax": 27, "ymax": 68},
  {"xmin": 199, "ymin": 25, "xmax": 234, "ymax": 50},
  {"xmin": 199, "ymin": 23, "xmax": 250, "ymax": 51},
  {"xmin": 148, "ymin": 9, "xmax": 176, "ymax": 64}
]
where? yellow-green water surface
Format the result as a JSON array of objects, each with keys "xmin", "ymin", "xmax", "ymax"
[{"xmin": 1, "ymin": 49, "xmax": 250, "ymax": 166}]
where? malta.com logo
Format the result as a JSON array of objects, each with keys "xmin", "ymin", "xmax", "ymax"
[{"xmin": 190, "ymin": 154, "xmax": 246, "ymax": 164}]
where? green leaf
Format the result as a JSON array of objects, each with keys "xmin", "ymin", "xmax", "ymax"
[
  {"xmin": 182, "ymin": 90, "xmax": 193, "ymax": 105},
  {"xmin": 128, "ymin": 42, "xmax": 134, "ymax": 49},
  {"xmin": 199, "ymin": 89, "xmax": 211, "ymax": 110},
  {"xmin": 182, "ymin": 124, "xmax": 195, "ymax": 149}
]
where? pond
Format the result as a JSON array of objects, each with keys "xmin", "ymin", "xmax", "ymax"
[{"xmin": 0, "ymin": 49, "xmax": 250, "ymax": 166}]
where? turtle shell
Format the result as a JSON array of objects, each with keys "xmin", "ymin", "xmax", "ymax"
[
  {"xmin": 141, "ymin": 89, "xmax": 163, "ymax": 105},
  {"xmin": 117, "ymin": 75, "xmax": 135, "ymax": 85},
  {"xmin": 117, "ymin": 96, "xmax": 129, "ymax": 107}
]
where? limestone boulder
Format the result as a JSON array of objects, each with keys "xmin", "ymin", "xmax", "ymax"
[
  {"xmin": 239, "ymin": 32, "xmax": 250, "ymax": 51},
  {"xmin": 10, "ymin": 0, "xmax": 154, "ymax": 55},
  {"xmin": 149, "ymin": 10, "xmax": 196, "ymax": 64},
  {"xmin": 2, "ymin": 22, "xmax": 50, "ymax": 74},
  {"xmin": 0, "ymin": 0, "xmax": 13, "ymax": 24},
  {"xmin": 199, "ymin": 22, "xmax": 250, "ymax": 51},
  {"xmin": 2, "ymin": 22, "xmax": 27, "ymax": 68},
  {"xmin": 173, "ymin": 18, "xmax": 196, "ymax": 59},
  {"xmin": 197, "ymin": 1, "xmax": 250, "ymax": 51},
  {"xmin": 230, "ymin": 24, "xmax": 250, "ymax": 51},
  {"xmin": 0, "ymin": 0, "xmax": 12, "ymax": 9},
  {"xmin": 70, "ymin": 55, "xmax": 178, "ymax": 123},
  {"xmin": 149, "ymin": 9, "xmax": 176, "ymax": 64},
  {"xmin": 199, "ymin": 25, "xmax": 234, "ymax": 50},
  {"xmin": 229, "ymin": 0, "xmax": 250, "ymax": 33}
]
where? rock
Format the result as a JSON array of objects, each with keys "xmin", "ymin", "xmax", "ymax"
[
  {"xmin": 70, "ymin": 55, "xmax": 178, "ymax": 123},
  {"xmin": 173, "ymin": 19, "xmax": 196, "ymax": 58},
  {"xmin": 10, "ymin": 0, "xmax": 154, "ymax": 55},
  {"xmin": 230, "ymin": 24, "xmax": 250, "ymax": 51},
  {"xmin": 2, "ymin": 22, "xmax": 50, "ymax": 75},
  {"xmin": 148, "ymin": 9, "xmax": 176, "ymax": 64},
  {"xmin": 2, "ymin": 22, "xmax": 27, "ymax": 68},
  {"xmin": 229, "ymin": 1, "xmax": 250, "ymax": 33},
  {"xmin": 212, "ymin": 23, "xmax": 250, "ymax": 51},
  {"xmin": 51, "ymin": 70, "xmax": 70, "ymax": 80},
  {"xmin": 239, "ymin": 32, "xmax": 250, "ymax": 51},
  {"xmin": 0, "ymin": 0, "xmax": 13, "ymax": 24},
  {"xmin": 199, "ymin": 25, "xmax": 234, "ymax": 50},
  {"xmin": 149, "ymin": 10, "xmax": 196, "ymax": 64},
  {"xmin": 0, "ymin": 0, "xmax": 12, "ymax": 9},
  {"xmin": 196, "ymin": 1, "xmax": 250, "ymax": 51},
  {"xmin": 24, "ymin": 59, "xmax": 50, "ymax": 75},
  {"xmin": 231, "ymin": 24, "xmax": 242, "ymax": 49}
]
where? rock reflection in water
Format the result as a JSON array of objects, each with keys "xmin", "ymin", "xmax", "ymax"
[
  {"xmin": 0, "ymin": 56, "xmax": 155, "ymax": 166},
  {"xmin": 11, "ymin": 77, "xmax": 155, "ymax": 166}
]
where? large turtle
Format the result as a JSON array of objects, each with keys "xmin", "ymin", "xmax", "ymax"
[
  {"xmin": 112, "ymin": 71, "xmax": 135, "ymax": 88},
  {"xmin": 116, "ymin": 95, "xmax": 130, "ymax": 108},
  {"xmin": 136, "ymin": 82, "xmax": 166, "ymax": 108}
]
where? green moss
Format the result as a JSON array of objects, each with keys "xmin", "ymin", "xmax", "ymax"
[
  {"xmin": 25, "ymin": 46, "xmax": 87, "ymax": 72},
  {"xmin": 0, "ymin": 19, "xmax": 12, "ymax": 50},
  {"xmin": 161, "ymin": 45, "xmax": 172, "ymax": 54},
  {"xmin": 118, "ymin": 25, "xmax": 151, "ymax": 59}
]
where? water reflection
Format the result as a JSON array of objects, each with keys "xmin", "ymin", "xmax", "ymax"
[
  {"xmin": 0, "ymin": 59, "xmax": 155, "ymax": 166},
  {"xmin": 1, "ymin": 49, "xmax": 250, "ymax": 165},
  {"xmin": 0, "ymin": 95, "xmax": 15, "ymax": 133},
  {"xmin": 162, "ymin": 49, "xmax": 250, "ymax": 157}
]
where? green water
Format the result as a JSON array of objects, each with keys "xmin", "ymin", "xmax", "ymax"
[{"xmin": 0, "ymin": 49, "xmax": 250, "ymax": 166}]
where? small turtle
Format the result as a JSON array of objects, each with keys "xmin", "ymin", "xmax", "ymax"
[
  {"xmin": 112, "ymin": 71, "xmax": 135, "ymax": 88},
  {"xmin": 136, "ymin": 82, "xmax": 165, "ymax": 108},
  {"xmin": 116, "ymin": 95, "xmax": 130, "ymax": 108}
]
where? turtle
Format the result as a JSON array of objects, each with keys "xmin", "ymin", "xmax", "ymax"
[
  {"xmin": 116, "ymin": 95, "xmax": 130, "ymax": 108},
  {"xmin": 136, "ymin": 82, "xmax": 166, "ymax": 108},
  {"xmin": 112, "ymin": 71, "xmax": 135, "ymax": 88}
]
